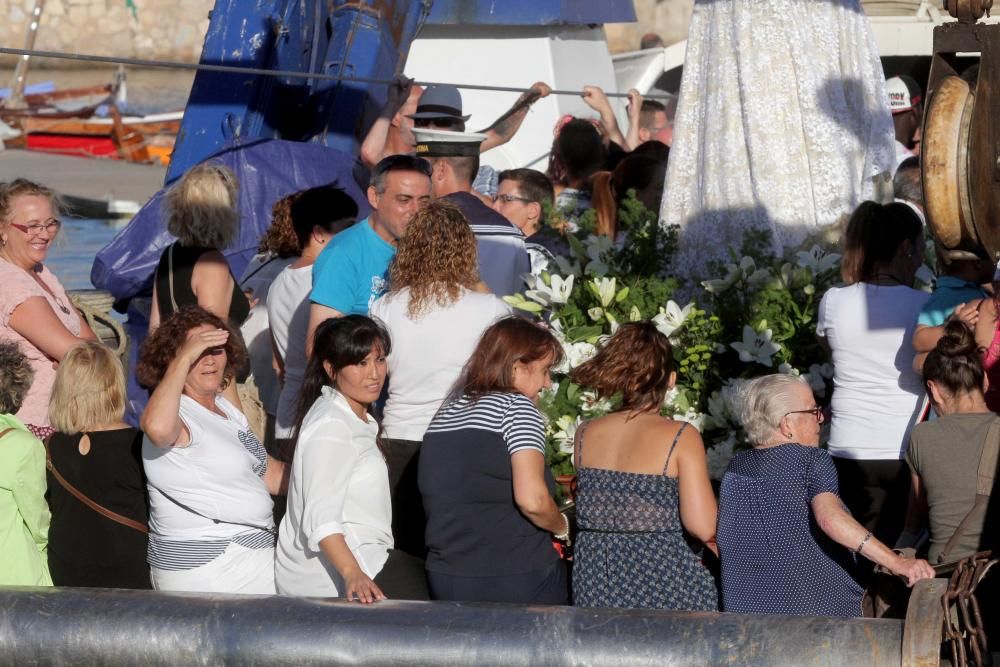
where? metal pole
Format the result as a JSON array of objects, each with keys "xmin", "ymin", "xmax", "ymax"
[
  {"xmin": 6, "ymin": 0, "xmax": 47, "ymax": 109},
  {"xmin": 0, "ymin": 586, "xmax": 913, "ymax": 666}
]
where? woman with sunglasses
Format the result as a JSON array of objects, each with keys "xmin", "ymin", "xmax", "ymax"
[
  {"xmin": 0, "ymin": 179, "xmax": 97, "ymax": 439},
  {"xmin": 717, "ymin": 374, "xmax": 934, "ymax": 617}
]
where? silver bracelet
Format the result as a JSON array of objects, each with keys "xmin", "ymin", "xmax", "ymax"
[
  {"xmin": 855, "ymin": 531, "xmax": 873, "ymax": 555},
  {"xmin": 553, "ymin": 513, "xmax": 571, "ymax": 543}
]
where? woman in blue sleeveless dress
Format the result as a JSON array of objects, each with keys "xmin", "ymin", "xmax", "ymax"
[{"xmin": 569, "ymin": 322, "xmax": 718, "ymax": 611}]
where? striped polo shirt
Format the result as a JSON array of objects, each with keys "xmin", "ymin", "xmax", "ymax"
[{"xmin": 419, "ymin": 392, "xmax": 559, "ymax": 577}]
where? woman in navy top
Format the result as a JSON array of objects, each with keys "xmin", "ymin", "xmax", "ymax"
[
  {"xmin": 419, "ymin": 317, "xmax": 570, "ymax": 604},
  {"xmin": 718, "ymin": 374, "xmax": 934, "ymax": 616}
]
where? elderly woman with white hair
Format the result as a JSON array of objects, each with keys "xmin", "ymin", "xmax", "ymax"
[{"xmin": 717, "ymin": 374, "xmax": 934, "ymax": 617}]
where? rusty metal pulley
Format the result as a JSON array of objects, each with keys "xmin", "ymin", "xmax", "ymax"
[
  {"xmin": 945, "ymin": 0, "xmax": 993, "ymax": 22},
  {"xmin": 922, "ymin": 20, "xmax": 1000, "ymax": 261}
]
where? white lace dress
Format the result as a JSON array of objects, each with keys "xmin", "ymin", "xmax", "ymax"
[{"xmin": 661, "ymin": 0, "xmax": 896, "ymax": 279}]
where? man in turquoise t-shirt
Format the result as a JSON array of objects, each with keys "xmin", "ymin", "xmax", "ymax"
[{"xmin": 307, "ymin": 155, "xmax": 431, "ymax": 352}]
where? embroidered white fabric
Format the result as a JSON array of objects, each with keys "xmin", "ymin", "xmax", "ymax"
[{"xmin": 661, "ymin": 0, "xmax": 896, "ymax": 280}]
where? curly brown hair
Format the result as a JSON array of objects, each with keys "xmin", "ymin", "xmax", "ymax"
[
  {"xmin": 257, "ymin": 192, "xmax": 302, "ymax": 257},
  {"xmin": 570, "ymin": 322, "xmax": 674, "ymax": 413},
  {"xmin": 136, "ymin": 306, "xmax": 248, "ymax": 389},
  {"xmin": 388, "ymin": 200, "xmax": 480, "ymax": 319}
]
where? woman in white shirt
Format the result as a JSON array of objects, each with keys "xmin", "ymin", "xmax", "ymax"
[
  {"xmin": 817, "ymin": 201, "xmax": 928, "ymax": 550},
  {"xmin": 370, "ymin": 200, "xmax": 510, "ymax": 558},
  {"xmin": 275, "ymin": 315, "xmax": 428, "ymax": 601},
  {"xmin": 137, "ymin": 306, "xmax": 288, "ymax": 594},
  {"xmin": 267, "ymin": 186, "xmax": 358, "ymax": 452}
]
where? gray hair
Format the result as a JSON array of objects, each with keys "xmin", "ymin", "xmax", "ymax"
[
  {"xmin": 739, "ymin": 374, "xmax": 808, "ymax": 446},
  {"xmin": 0, "ymin": 341, "xmax": 33, "ymax": 414},
  {"xmin": 893, "ymin": 157, "xmax": 922, "ymax": 206}
]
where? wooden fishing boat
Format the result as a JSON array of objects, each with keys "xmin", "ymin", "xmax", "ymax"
[{"xmin": 10, "ymin": 109, "xmax": 182, "ymax": 164}]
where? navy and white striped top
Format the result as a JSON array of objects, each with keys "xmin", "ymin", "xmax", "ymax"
[{"xmin": 419, "ymin": 392, "xmax": 558, "ymax": 577}]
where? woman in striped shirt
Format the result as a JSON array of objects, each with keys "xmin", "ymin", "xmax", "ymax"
[
  {"xmin": 138, "ymin": 306, "xmax": 287, "ymax": 594},
  {"xmin": 419, "ymin": 317, "xmax": 571, "ymax": 604}
]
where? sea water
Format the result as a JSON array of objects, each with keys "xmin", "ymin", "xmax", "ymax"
[{"xmin": 47, "ymin": 217, "xmax": 123, "ymax": 291}]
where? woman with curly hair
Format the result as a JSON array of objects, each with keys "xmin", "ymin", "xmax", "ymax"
[
  {"xmin": 569, "ymin": 322, "xmax": 718, "ymax": 611},
  {"xmin": 0, "ymin": 340, "xmax": 51, "ymax": 586},
  {"xmin": 236, "ymin": 192, "xmax": 302, "ymax": 430},
  {"xmin": 137, "ymin": 306, "xmax": 287, "ymax": 593},
  {"xmin": 370, "ymin": 200, "xmax": 509, "ymax": 557},
  {"xmin": 149, "ymin": 163, "xmax": 250, "ymax": 332}
]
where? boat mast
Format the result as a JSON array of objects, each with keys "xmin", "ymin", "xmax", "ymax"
[{"xmin": 6, "ymin": 0, "xmax": 46, "ymax": 109}]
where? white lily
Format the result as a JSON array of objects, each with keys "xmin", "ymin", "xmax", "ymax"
[
  {"xmin": 580, "ymin": 389, "xmax": 614, "ymax": 416},
  {"xmin": 702, "ymin": 263, "xmax": 741, "ymax": 294},
  {"xmin": 565, "ymin": 341, "xmax": 598, "ymax": 369},
  {"xmin": 652, "ymin": 300, "xmax": 694, "ymax": 337},
  {"xmin": 552, "ymin": 415, "xmax": 582, "ymax": 454},
  {"xmin": 549, "ymin": 274, "xmax": 574, "ymax": 304},
  {"xmin": 588, "ymin": 306, "xmax": 605, "ymax": 321},
  {"xmin": 731, "ymin": 325, "xmax": 781, "ymax": 367},
  {"xmin": 803, "ymin": 362, "xmax": 834, "ymax": 398},
  {"xmin": 795, "ymin": 245, "xmax": 841, "ymax": 275},
  {"xmin": 591, "ymin": 276, "xmax": 617, "ymax": 308},
  {"xmin": 672, "ymin": 408, "xmax": 707, "ymax": 433},
  {"xmin": 777, "ymin": 362, "xmax": 800, "ymax": 376}
]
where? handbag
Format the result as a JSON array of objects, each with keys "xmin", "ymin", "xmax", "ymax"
[{"xmin": 43, "ymin": 434, "xmax": 149, "ymax": 535}]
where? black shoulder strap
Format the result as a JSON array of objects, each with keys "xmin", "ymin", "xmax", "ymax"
[{"xmin": 663, "ymin": 421, "xmax": 690, "ymax": 476}]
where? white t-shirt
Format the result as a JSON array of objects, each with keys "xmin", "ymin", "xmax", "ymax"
[
  {"xmin": 817, "ymin": 283, "xmax": 929, "ymax": 460},
  {"xmin": 370, "ymin": 287, "xmax": 511, "ymax": 441},
  {"xmin": 266, "ymin": 263, "xmax": 313, "ymax": 438},
  {"xmin": 275, "ymin": 387, "xmax": 392, "ymax": 597},
  {"xmin": 143, "ymin": 396, "xmax": 275, "ymax": 562}
]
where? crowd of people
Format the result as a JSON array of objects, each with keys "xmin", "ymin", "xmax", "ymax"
[{"xmin": 0, "ymin": 71, "xmax": 993, "ymax": 626}]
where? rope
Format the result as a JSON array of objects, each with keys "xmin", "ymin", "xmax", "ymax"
[
  {"xmin": 0, "ymin": 46, "xmax": 670, "ymax": 101},
  {"xmin": 68, "ymin": 291, "xmax": 128, "ymax": 358}
]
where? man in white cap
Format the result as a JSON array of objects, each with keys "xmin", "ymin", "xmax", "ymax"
[
  {"xmin": 413, "ymin": 127, "xmax": 530, "ymax": 298},
  {"xmin": 359, "ymin": 79, "xmax": 551, "ymax": 169},
  {"xmin": 886, "ymin": 75, "xmax": 923, "ymax": 168}
]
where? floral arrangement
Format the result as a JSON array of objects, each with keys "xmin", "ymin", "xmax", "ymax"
[{"xmin": 505, "ymin": 198, "xmax": 844, "ymax": 482}]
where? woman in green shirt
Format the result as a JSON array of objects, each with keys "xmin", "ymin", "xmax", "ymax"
[{"xmin": 0, "ymin": 340, "xmax": 52, "ymax": 586}]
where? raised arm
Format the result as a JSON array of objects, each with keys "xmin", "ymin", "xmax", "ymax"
[
  {"xmin": 140, "ymin": 326, "xmax": 231, "ymax": 448},
  {"xmin": 812, "ymin": 492, "xmax": 935, "ymax": 585},
  {"xmin": 675, "ymin": 426, "xmax": 719, "ymax": 555},
  {"xmin": 479, "ymin": 82, "xmax": 551, "ymax": 153},
  {"xmin": 581, "ymin": 85, "xmax": 629, "ymax": 151},
  {"xmin": 624, "ymin": 88, "xmax": 643, "ymax": 151},
  {"xmin": 360, "ymin": 76, "xmax": 414, "ymax": 168}
]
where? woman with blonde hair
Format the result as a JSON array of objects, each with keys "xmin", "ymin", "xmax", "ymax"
[
  {"xmin": 149, "ymin": 163, "xmax": 250, "ymax": 331},
  {"xmin": 569, "ymin": 322, "xmax": 718, "ymax": 610},
  {"xmin": 0, "ymin": 179, "xmax": 98, "ymax": 439},
  {"xmin": 46, "ymin": 341, "xmax": 150, "ymax": 588},
  {"xmin": 370, "ymin": 200, "xmax": 510, "ymax": 557}
]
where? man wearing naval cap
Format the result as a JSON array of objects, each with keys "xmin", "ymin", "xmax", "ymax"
[{"xmin": 414, "ymin": 127, "xmax": 530, "ymax": 299}]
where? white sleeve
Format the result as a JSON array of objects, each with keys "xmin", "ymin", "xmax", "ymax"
[
  {"xmin": 816, "ymin": 290, "xmax": 832, "ymax": 338},
  {"xmin": 297, "ymin": 421, "xmax": 359, "ymax": 551}
]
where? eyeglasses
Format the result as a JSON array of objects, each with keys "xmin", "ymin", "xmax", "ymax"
[
  {"xmin": 9, "ymin": 219, "xmax": 61, "ymax": 236},
  {"xmin": 784, "ymin": 406, "xmax": 824, "ymax": 423},
  {"xmin": 494, "ymin": 193, "xmax": 533, "ymax": 204}
]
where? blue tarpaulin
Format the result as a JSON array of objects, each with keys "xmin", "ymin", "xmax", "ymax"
[{"xmin": 91, "ymin": 138, "xmax": 371, "ymax": 303}]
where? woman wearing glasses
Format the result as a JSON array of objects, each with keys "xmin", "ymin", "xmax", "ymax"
[
  {"xmin": 0, "ymin": 179, "xmax": 97, "ymax": 439},
  {"xmin": 717, "ymin": 374, "xmax": 934, "ymax": 616}
]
